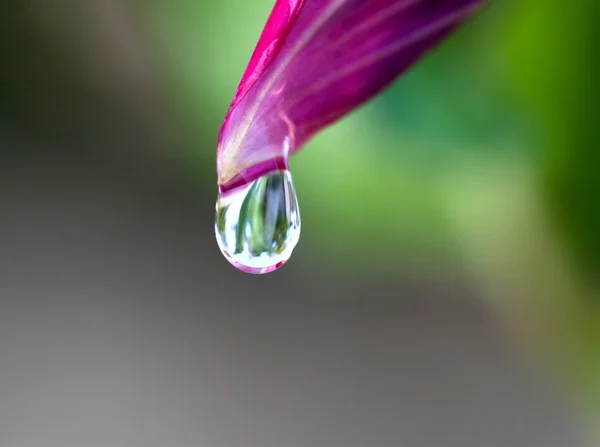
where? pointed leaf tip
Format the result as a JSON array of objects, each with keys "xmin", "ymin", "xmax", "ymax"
[{"xmin": 217, "ymin": 0, "xmax": 487, "ymax": 186}]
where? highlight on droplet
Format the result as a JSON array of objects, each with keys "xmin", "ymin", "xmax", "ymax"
[{"xmin": 215, "ymin": 170, "xmax": 301, "ymax": 274}]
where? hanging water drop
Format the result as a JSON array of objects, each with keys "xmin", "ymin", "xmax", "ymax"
[{"xmin": 215, "ymin": 170, "xmax": 301, "ymax": 274}]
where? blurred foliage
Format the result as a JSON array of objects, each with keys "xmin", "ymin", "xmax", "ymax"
[{"xmin": 506, "ymin": 0, "xmax": 600, "ymax": 275}]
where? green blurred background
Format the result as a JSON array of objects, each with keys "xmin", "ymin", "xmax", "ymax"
[{"xmin": 1, "ymin": 0, "xmax": 599, "ymax": 445}]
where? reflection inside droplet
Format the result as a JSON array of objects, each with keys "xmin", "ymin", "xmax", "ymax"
[{"xmin": 215, "ymin": 170, "xmax": 301, "ymax": 274}]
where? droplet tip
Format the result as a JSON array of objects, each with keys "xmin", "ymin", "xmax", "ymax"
[{"xmin": 222, "ymin": 255, "xmax": 287, "ymax": 275}]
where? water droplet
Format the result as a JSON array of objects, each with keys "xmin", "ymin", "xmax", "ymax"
[{"xmin": 215, "ymin": 170, "xmax": 301, "ymax": 274}]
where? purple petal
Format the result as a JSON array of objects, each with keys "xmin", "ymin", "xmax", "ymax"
[{"xmin": 217, "ymin": 0, "xmax": 486, "ymax": 188}]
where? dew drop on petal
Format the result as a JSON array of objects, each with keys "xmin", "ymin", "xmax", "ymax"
[{"xmin": 215, "ymin": 170, "xmax": 301, "ymax": 274}]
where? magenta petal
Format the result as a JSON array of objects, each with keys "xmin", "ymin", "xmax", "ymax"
[{"xmin": 217, "ymin": 0, "xmax": 486, "ymax": 186}]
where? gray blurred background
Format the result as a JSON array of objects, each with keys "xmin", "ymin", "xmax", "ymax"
[{"xmin": 1, "ymin": 0, "xmax": 596, "ymax": 446}]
